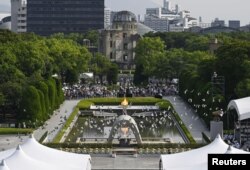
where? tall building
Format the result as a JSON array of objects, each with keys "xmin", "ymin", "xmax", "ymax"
[
  {"xmin": 144, "ymin": 0, "xmax": 197, "ymax": 32},
  {"xmin": 26, "ymin": 0, "xmax": 104, "ymax": 36},
  {"xmin": 104, "ymin": 8, "xmax": 111, "ymax": 29},
  {"xmin": 211, "ymin": 18, "xmax": 225, "ymax": 27},
  {"xmin": 229, "ymin": 20, "xmax": 240, "ymax": 28},
  {"xmin": 11, "ymin": 0, "xmax": 27, "ymax": 33},
  {"xmin": 144, "ymin": 15, "xmax": 168, "ymax": 32}
]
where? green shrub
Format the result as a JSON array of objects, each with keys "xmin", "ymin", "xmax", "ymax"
[
  {"xmin": 77, "ymin": 97, "xmax": 163, "ymax": 110},
  {"xmin": 45, "ymin": 142, "xmax": 203, "ymax": 149},
  {"xmin": 172, "ymin": 111, "xmax": 196, "ymax": 144},
  {"xmin": 156, "ymin": 101, "xmax": 172, "ymax": 110},
  {"xmin": 19, "ymin": 85, "xmax": 43, "ymax": 122},
  {"xmin": 39, "ymin": 131, "xmax": 48, "ymax": 143},
  {"xmin": 202, "ymin": 132, "xmax": 211, "ymax": 143},
  {"xmin": 77, "ymin": 101, "xmax": 94, "ymax": 110}
]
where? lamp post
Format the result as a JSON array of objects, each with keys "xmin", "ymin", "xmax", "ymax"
[{"xmin": 211, "ymin": 72, "xmax": 228, "ymax": 129}]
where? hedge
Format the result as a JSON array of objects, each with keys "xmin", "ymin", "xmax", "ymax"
[
  {"xmin": 172, "ymin": 111, "xmax": 196, "ymax": 144},
  {"xmin": 45, "ymin": 142, "xmax": 204, "ymax": 149},
  {"xmin": 39, "ymin": 131, "xmax": 48, "ymax": 143},
  {"xmin": 202, "ymin": 132, "xmax": 211, "ymax": 143},
  {"xmin": 0, "ymin": 128, "xmax": 33, "ymax": 135},
  {"xmin": 77, "ymin": 97, "xmax": 164, "ymax": 110}
]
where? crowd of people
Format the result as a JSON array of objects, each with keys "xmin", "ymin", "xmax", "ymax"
[
  {"xmin": 223, "ymin": 134, "xmax": 241, "ymax": 149},
  {"xmin": 63, "ymin": 84, "xmax": 116, "ymax": 99},
  {"xmin": 62, "ymin": 81, "xmax": 178, "ymax": 100}
]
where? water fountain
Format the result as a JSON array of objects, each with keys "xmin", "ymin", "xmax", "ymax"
[
  {"xmin": 108, "ymin": 98, "xmax": 142, "ymax": 146},
  {"xmin": 74, "ymin": 98, "xmax": 184, "ymax": 145}
]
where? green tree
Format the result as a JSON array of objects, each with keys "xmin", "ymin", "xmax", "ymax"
[
  {"xmin": 135, "ymin": 37, "xmax": 165, "ymax": 77},
  {"xmin": 19, "ymin": 86, "xmax": 43, "ymax": 122},
  {"xmin": 35, "ymin": 81, "xmax": 50, "ymax": 114},
  {"xmin": 215, "ymin": 42, "xmax": 249, "ymax": 99},
  {"xmin": 235, "ymin": 79, "xmax": 250, "ymax": 98},
  {"xmin": 46, "ymin": 38, "xmax": 91, "ymax": 83},
  {"xmin": 107, "ymin": 63, "xmax": 118, "ymax": 85},
  {"xmin": 85, "ymin": 30, "xmax": 99, "ymax": 46},
  {"xmin": 91, "ymin": 53, "xmax": 111, "ymax": 84}
]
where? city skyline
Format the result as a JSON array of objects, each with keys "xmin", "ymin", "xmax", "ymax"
[{"xmin": 0, "ymin": 0, "xmax": 250, "ymax": 26}]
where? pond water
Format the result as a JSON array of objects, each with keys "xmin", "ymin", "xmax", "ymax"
[{"xmin": 73, "ymin": 110, "xmax": 184, "ymax": 143}]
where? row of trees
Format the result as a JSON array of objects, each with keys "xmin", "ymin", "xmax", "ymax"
[
  {"xmin": 0, "ymin": 30, "xmax": 117, "ymax": 125},
  {"xmin": 134, "ymin": 32, "xmax": 250, "ymax": 128}
]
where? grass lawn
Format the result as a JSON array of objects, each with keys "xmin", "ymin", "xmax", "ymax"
[{"xmin": 0, "ymin": 128, "xmax": 33, "ymax": 135}]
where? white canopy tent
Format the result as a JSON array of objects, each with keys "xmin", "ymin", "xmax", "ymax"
[
  {"xmin": 227, "ymin": 97, "xmax": 250, "ymax": 121},
  {"xmin": 0, "ymin": 135, "xmax": 91, "ymax": 170},
  {"xmin": 0, "ymin": 160, "xmax": 10, "ymax": 170},
  {"xmin": 160, "ymin": 135, "xmax": 250, "ymax": 170}
]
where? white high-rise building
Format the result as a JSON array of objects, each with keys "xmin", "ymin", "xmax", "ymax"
[
  {"xmin": 163, "ymin": 0, "xmax": 171, "ymax": 11},
  {"xmin": 144, "ymin": 0, "xmax": 197, "ymax": 32},
  {"xmin": 11, "ymin": 0, "xmax": 27, "ymax": 33},
  {"xmin": 104, "ymin": 7, "xmax": 111, "ymax": 29},
  {"xmin": 144, "ymin": 15, "xmax": 168, "ymax": 32}
]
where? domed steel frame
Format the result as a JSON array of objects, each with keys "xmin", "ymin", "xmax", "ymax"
[{"xmin": 108, "ymin": 115, "xmax": 142, "ymax": 144}]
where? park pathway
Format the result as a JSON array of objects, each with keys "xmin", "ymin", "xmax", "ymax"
[
  {"xmin": 164, "ymin": 96, "xmax": 209, "ymax": 143},
  {"xmin": 33, "ymin": 99, "xmax": 80, "ymax": 142}
]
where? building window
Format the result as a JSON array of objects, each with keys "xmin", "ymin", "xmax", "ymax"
[
  {"xmin": 123, "ymin": 55, "xmax": 128, "ymax": 61},
  {"xmin": 110, "ymin": 41, "xmax": 113, "ymax": 48},
  {"xmin": 123, "ymin": 33, "xmax": 127, "ymax": 38},
  {"xmin": 123, "ymin": 43, "xmax": 128, "ymax": 50},
  {"xmin": 110, "ymin": 52, "xmax": 113, "ymax": 59},
  {"xmin": 110, "ymin": 33, "xmax": 113, "ymax": 38}
]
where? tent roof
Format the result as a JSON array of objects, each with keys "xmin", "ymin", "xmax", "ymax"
[
  {"xmin": 21, "ymin": 136, "xmax": 90, "ymax": 169},
  {"xmin": 0, "ymin": 135, "xmax": 91, "ymax": 170},
  {"xmin": 0, "ymin": 160, "xmax": 10, "ymax": 170},
  {"xmin": 4, "ymin": 145, "xmax": 59, "ymax": 170},
  {"xmin": 161, "ymin": 135, "xmax": 250, "ymax": 170},
  {"xmin": 227, "ymin": 97, "xmax": 250, "ymax": 120}
]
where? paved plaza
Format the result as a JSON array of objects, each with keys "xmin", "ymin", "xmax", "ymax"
[
  {"xmin": 33, "ymin": 99, "xmax": 80, "ymax": 141},
  {"xmin": 91, "ymin": 154, "xmax": 160, "ymax": 170},
  {"xmin": 0, "ymin": 135, "xmax": 29, "ymax": 151}
]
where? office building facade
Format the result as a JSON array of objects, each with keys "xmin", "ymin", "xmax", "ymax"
[
  {"xmin": 26, "ymin": 0, "xmax": 104, "ymax": 36},
  {"xmin": 229, "ymin": 20, "xmax": 240, "ymax": 28},
  {"xmin": 11, "ymin": 0, "xmax": 27, "ymax": 33},
  {"xmin": 104, "ymin": 8, "xmax": 111, "ymax": 29},
  {"xmin": 144, "ymin": 0, "xmax": 197, "ymax": 32},
  {"xmin": 211, "ymin": 18, "xmax": 225, "ymax": 27}
]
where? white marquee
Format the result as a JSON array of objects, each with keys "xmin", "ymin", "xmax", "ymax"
[
  {"xmin": 0, "ymin": 135, "xmax": 91, "ymax": 170},
  {"xmin": 160, "ymin": 135, "xmax": 249, "ymax": 170},
  {"xmin": 227, "ymin": 97, "xmax": 250, "ymax": 120}
]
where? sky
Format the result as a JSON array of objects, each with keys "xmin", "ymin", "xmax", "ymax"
[{"xmin": 0, "ymin": 0, "xmax": 249, "ymax": 26}]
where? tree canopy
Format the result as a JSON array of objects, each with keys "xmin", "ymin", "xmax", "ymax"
[
  {"xmin": 135, "ymin": 31, "xmax": 250, "ymax": 128},
  {"xmin": 0, "ymin": 30, "xmax": 92, "ymax": 125}
]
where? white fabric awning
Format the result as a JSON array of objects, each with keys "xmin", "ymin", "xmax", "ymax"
[
  {"xmin": 160, "ymin": 135, "xmax": 250, "ymax": 170},
  {"xmin": 0, "ymin": 135, "xmax": 91, "ymax": 170},
  {"xmin": 0, "ymin": 160, "xmax": 10, "ymax": 170},
  {"xmin": 227, "ymin": 97, "xmax": 250, "ymax": 120}
]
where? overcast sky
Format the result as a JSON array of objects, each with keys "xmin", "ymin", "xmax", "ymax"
[{"xmin": 0, "ymin": 0, "xmax": 249, "ymax": 26}]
